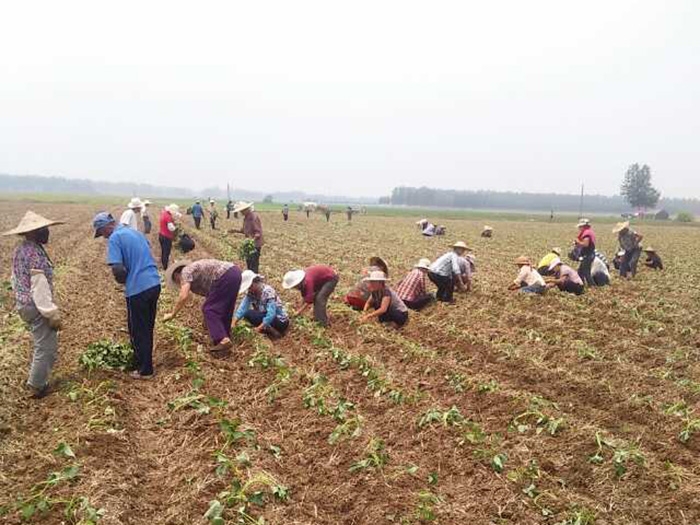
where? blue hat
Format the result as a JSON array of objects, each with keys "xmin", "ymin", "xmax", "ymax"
[{"xmin": 92, "ymin": 212, "xmax": 115, "ymax": 237}]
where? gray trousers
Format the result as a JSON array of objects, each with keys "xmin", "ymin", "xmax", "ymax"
[
  {"xmin": 313, "ymin": 276, "xmax": 339, "ymax": 327},
  {"xmin": 18, "ymin": 304, "xmax": 58, "ymax": 389}
]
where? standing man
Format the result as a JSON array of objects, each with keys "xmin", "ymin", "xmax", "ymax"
[
  {"xmin": 346, "ymin": 206, "xmax": 353, "ymax": 222},
  {"xmin": 226, "ymin": 199, "xmax": 233, "ymax": 220},
  {"xmin": 191, "ymin": 200, "xmax": 204, "ymax": 229},
  {"xmin": 232, "ymin": 201, "xmax": 264, "ymax": 273},
  {"xmin": 428, "ymin": 241, "xmax": 470, "ymax": 303},
  {"xmin": 120, "ymin": 197, "xmax": 143, "ymax": 231},
  {"xmin": 282, "ymin": 204, "xmax": 289, "ymax": 222},
  {"xmin": 324, "ymin": 207, "xmax": 332, "ymax": 222},
  {"xmin": 4, "ymin": 211, "xmax": 65, "ymax": 398},
  {"xmin": 209, "ymin": 200, "xmax": 219, "ymax": 230},
  {"xmin": 141, "ymin": 200, "xmax": 152, "ymax": 234},
  {"xmin": 93, "ymin": 212, "xmax": 161, "ymax": 379},
  {"xmin": 613, "ymin": 221, "xmax": 643, "ymax": 279},
  {"xmin": 158, "ymin": 204, "xmax": 179, "ymax": 270},
  {"xmin": 574, "ymin": 218, "xmax": 596, "ymax": 286}
]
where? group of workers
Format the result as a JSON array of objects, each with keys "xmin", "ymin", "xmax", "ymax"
[
  {"xmin": 510, "ymin": 218, "xmax": 663, "ymax": 296},
  {"xmin": 6, "ymin": 207, "xmax": 666, "ymax": 400}
]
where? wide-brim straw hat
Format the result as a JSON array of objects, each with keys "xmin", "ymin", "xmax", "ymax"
[
  {"xmin": 515, "ymin": 255, "xmax": 531, "ymax": 266},
  {"xmin": 143, "ymin": 200, "xmax": 151, "ymax": 206},
  {"xmin": 416, "ymin": 218, "xmax": 428, "ymax": 225},
  {"xmin": 483, "ymin": 225, "xmax": 493, "ymax": 231},
  {"xmin": 368, "ymin": 256, "xmax": 389, "ymax": 276},
  {"xmin": 576, "ymin": 218, "xmax": 591, "ymax": 228},
  {"xmin": 282, "ymin": 270, "xmax": 306, "ymax": 289},
  {"xmin": 453, "ymin": 241, "xmax": 469, "ymax": 250},
  {"xmin": 363, "ymin": 270, "xmax": 388, "ymax": 282},
  {"xmin": 643, "ymin": 246, "xmax": 656, "ymax": 252},
  {"xmin": 414, "ymin": 258, "xmax": 431, "ymax": 270},
  {"xmin": 548, "ymin": 257, "xmax": 563, "ymax": 272},
  {"xmin": 233, "ymin": 201, "xmax": 254, "ymax": 214},
  {"xmin": 239, "ymin": 270, "xmax": 264, "ymax": 295},
  {"xmin": 165, "ymin": 260, "xmax": 190, "ymax": 290},
  {"xmin": 612, "ymin": 221, "xmax": 630, "ymax": 233},
  {"xmin": 2, "ymin": 211, "xmax": 65, "ymax": 236},
  {"xmin": 551, "ymin": 247, "xmax": 562, "ymax": 256},
  {"xmin": 128, "ymin": 197, "xmax": 144, "ymax": 209}
]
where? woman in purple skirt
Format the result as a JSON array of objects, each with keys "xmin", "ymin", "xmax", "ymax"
[{"xmin": 163, "ymin": 259, "xmax": 242, "ymax": 354}]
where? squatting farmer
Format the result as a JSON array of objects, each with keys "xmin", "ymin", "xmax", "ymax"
[
  {"xmin": 644, "ymin": 247, "xmax": 664, "ymax": 270},
  {"xmin": 509, "ymin": 256, "xmax": 546, "ymax": 295},
  {"xmin": 428, "ymin": 241, "xmax": 470, "ymax": 303},
  {"xmin": 344, "ymin": 256, "xmax": 389, "ymax": 311},
  {"xmin": 546, "ymin": 258, "xmax": 584, "ymax": 295},
  {"xmin": 283, "ymin": 264, "xmax": 339, "ymax": 327},
  {"xmin": 5, "ymin": 211, "xmax": 65, "ymax": 398},
  {"xmin": 394, "ymin": 258, "xmax": 434, "ymax": 310},
  {"xmin": 93, "ymin": 212, "xmax": 161, "ymax": 379},
  {"xmin": 360, "ymin": 270, "xmax": 409, "ymax": 328},
  {"xmin": 163, "ymin": 259, "xmax": 242, "ymax": 354},
  {"xmin": 233, "ymin": 270, "xmax": 290, "ymax": 338}
]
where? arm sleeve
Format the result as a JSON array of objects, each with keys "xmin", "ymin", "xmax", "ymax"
[
  {"xmin": 106, "ymin": 236, "xmax": 123, "ymax": 265},
  {"xmin": 451, "ymin": 254, "xmax": 461, "ymax": 276},
  {"xmin": 235, "ymin": 295, "xmax": 250, "ymax": 320},
  {"xmin": 30, "ymin": 270, "xmax": 59, "ymax": 320},
  {"xmin": 262, "ymin": 302, "xmax": 277, "ymax": 326},
  {"xmin": 303, "ymin": 279, "xmax": 315, "ymax": 304}
]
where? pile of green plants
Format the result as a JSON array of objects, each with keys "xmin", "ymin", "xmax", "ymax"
[
  {"xmin": 79, "ymin": 340, "xmax": 134, "ymax": 371},
  {"xmin": 238, "ymin": 238, "xmax": 257, "ymax": 260}
]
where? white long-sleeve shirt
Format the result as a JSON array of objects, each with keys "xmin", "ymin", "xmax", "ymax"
[{"xmin": 120, "ymin": 209, "xmax": 139, "ymax": 230}]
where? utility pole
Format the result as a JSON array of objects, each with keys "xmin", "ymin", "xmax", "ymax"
[
  {"xmin": 227, "ymin": 183, "xmax": 231, "ymax": 201},
  {"xmin": 578, "ymin": 183, "xmax": 584, "ymax": 219}
]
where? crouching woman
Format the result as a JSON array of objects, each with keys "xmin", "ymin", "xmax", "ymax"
[
  {"xmin": 233, "ymin": 270, "xmax": 290, "ymax": 338},
  {"xmin": 360, "ymin": 271, "xmax": 409, "ymax": 328}
]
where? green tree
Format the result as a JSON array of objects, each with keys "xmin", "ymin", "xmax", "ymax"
[
  {"xmin": 262, "ymin": 195, "xmax": 273, "ymax": 204},
  {"xmin": 621, "ymin": 164, "xmax": 660, "ymax": 210}
]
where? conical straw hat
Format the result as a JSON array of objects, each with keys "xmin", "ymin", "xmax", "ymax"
[{"xmin": 2, "ymin": 211, "xmax": 65, "ymax": 236}]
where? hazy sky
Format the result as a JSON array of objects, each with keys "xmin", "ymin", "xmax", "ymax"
[{"xmin": 1, "ymin": 1, "xmax": 698, "ymax": 198}]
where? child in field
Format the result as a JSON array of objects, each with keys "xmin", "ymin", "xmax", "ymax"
[
  {"xmin": 360, "ymin": 271, "xmax": 409, "ymax": 328},
  {"xmin": 284, "ymin": 265, "xmax": 339, "ymax": 327}
]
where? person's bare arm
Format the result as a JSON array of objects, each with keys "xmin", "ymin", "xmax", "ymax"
[
  {"xmin": 164, "ymin": 283, "xmax": 191, "ymax": 321},
  {"xmin": 362, "ymin": 296, "xmax": 390, "ymax": 321}
]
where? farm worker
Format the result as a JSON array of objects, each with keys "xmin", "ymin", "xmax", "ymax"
[
  {"xmin": 226, "ymin": 199, "xmax": 233, "ymax": 220},
  {"xmin": 232, "ymin": 202, "xmax": 264, "ymax": 274},
  {"xmin": 346, "ymin": 206, "xmax": 353, "ymax": 222},
  {"xmin": 613, "ymin": 221, "xmax": 643, "ymax": 278},
  {"xmin": 422, "ymin": 222, "xmax": 436, "ymax": 237},
  {"xmin": 163, "ymin": 259, "xmax": 242, "ymax": 354},
  {"xmin": 416, "ymin": 219, "xmax": 428, "ymax": 229},
  {"xmin": 574, "ymin": 218, "xmax": 596, "ymax": 286},
  {"xmin": 233, "ymin": 270, "xmax": 290, "ymax": 338},
  {"xmin": 158, "ymin": 204, "xmax": 180, "ymax": 270},
  {"xmin": 456, "ymin": 256, "xmax": 474, "ymax": 292},
  {"xmin": 283, "ymin": 265, "xmax": 339, "ymax": 327},
  {"xmin": 141, "ymin": 200, "xmax": 152, "ymax": 234},
  {"xmin": 325, "ymin": 208, "xmax": 332, "ymax": 222},
  {"xmin": 209, "ymin": 200, "xmax": 219, "ymax": 230},
  {"xmin": 643, "ymin": 247, "xmax": 664, "ymax": 270},
  {"xmin": 508, "ymin": 256, "xmax": 546, "ymax": 294},
  {"xmin": 395, "ymin": 258, "xmax": 434, "ymax": 310},
  {"xmin": 481, "ymin": 226, "xmax": 493, "ymax": 238},
  {"xmin": 93, "ymin": 212, "xmax": 161, "ymax": 379},
  {"xmin": 344, "ymin": 256, "xmax": 390, "ymax": 310},
  {"xmin": 4, "ymin": 211, "xmax": 65, "ymax": 398},
  {"xmin": 191, "ymin": 200, "xmax": 204, "ymax": 229},
  {"xmin": 428, "ymin": 241, "xmax": 470, "ymax": 303},
  {"xmin": 591, "ymin": 252, "xmax": 611, "ymax": 286},
  {"xmin": 537, "ymin": 248, "xmax": 562, "ymax": 275},
  {"xmin": 360, "ymin": 271, "xmax": 409, "ymax": 328},
  {"xmin": 282, "ymin": 204, "xmax": 289, "ymax": 222},
  {"xmin": 120, "ymin": 197, "xmax": 143, "ymax": 231},
  {"xmin": 612, "ymin": 250, "xmax": 625, "ymax": 271},
  {"xmin": 545, "ymin": 258, "xmax": 584, "ymax": 296}
]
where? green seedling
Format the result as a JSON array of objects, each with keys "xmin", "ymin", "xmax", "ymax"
[{"xmin": 349, "ymin": 438, "xmax": 389, "ymax": 473}]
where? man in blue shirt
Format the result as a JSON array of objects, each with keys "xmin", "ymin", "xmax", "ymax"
[
  {"xmin": 191, "ymin": 200, "xmax": 204, "ymax": 229},
  {"xmin": 93, "ymin": 212, "xmax": 161, "ymax": 378}
]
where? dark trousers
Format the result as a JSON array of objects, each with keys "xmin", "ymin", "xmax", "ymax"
[
  {"xmin": 226, "ymin": 209, "xmax": 231, "ymax": 219},
  {"xmin": 210, "ymin": 217, "xmax": 217, "ymax": 230},
  {"xmin": 158, "ymin": 234, "xmax": 173, "ymax": 270},
  {"xmin": 559, "ymin": 281, "xmax": 585, "ymax": 295},
  {"xmin": 126, "ymin": 285, "xmax": 160, "ymax": 376},
  {"xmin": 428, "ymin": 272, "xmax": 454, "ymax": 302},
  {"xmin": 243, "ymin": 310, "xmax": 290, "ymax": 334},
  {"xmin": 246, "ymin": 247, "xmax": 261, "ymax": 274},
  {"xmin": 194, "ymin": 216, "xmax": 202, "ymax": 229},
  {"xmin": 592, "ymin": 273, "xmax": 610, "ymax": 286},
  {"xmin": 379, "ymin": 309, "xmax": 408, "ymax": 327},
  {"xmin": 620, "ymin": 248, "xmax": 641, "ymax": 278},
  {"xmin": 203, "ymin": 266, "xmax": 241, "ymax": 344},
  {"xmin": 578, "ymin": 251, "xmax": 595, "ymax": 286},
  {"xmin": 403, "ymin": 294, "xmax": 434, "ymax": 310},
  {"xmin": 313, "ymin": 276, "xmax": 339, "ymax": 326},
  {"xmin": 143, "ymin": 216, "xmax": 152, "ymax": 234},
  {"xmin": 283, "ymin": 213, "xmax": 289, "ymax": 222}
]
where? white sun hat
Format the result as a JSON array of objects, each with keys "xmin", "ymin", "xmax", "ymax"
[
  {"xmin": 363, "ymin": 270, "xmax": 388, "ymax": 282},
  {"xmin": 127, "ymin": 197, "xmax": 144, "ymax": 209},
  {"xmin": 453, "ymin": 241, "xmax": 469, "ymax": 250},
  {"xmin": 233, "ymin": 201, "xmax": 254, "ymax": 214},
  {"xmin": 483, "ymin": 225, "xmax": 493, "ymax": 231},
  {"xmin": 414, "ymin": 258, "xmax": 431, "ymax": 270},
  {"xmin": 416, "ymin": 218, "xmax": 428, "ymax": 225},
  {"xmin": 2, "ymin": 211, "xmax": 65, "ymax": 236},
  {"xmin": 239, "ymin": 270, "xmax": 263, "ymax": 295},
  {"xmin": 576, "ymin": 218, "xmax": 591, "ymax": 228},
  {"xmin": 548, "ymin": 257, "xmax": 563, "ymax": 272},
  {"xmin": 143, "ymin": 200, "xmax": 151, "ymax": 206},
  {"xmin": 165, "ymin": 204, "xmax": 181, "ymax": 215},
  {"xmin": 282, "ymin": 270, "xmax": 306, "ymax": 289}
]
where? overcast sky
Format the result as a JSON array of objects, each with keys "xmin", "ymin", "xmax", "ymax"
[{"xmin": 1, "ymin": 1, "xmax": 698, "ymax": 198}]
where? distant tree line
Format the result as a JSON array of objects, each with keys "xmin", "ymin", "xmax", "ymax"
[{"xmin": 386, "ymin": 186, "xmax": 700, "ymax": 215}]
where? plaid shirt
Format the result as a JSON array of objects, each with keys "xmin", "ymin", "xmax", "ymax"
[
  {"xmin": 429, "ymin": 251, "xmax": 461, "ymax": 277},
  {"xmin": 395, "ymin": 268, "xmax": 426, "ymax": 302},
  {"xmin": 12, "ymin": 240, "xmax": 54, "ymax": 308}
]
